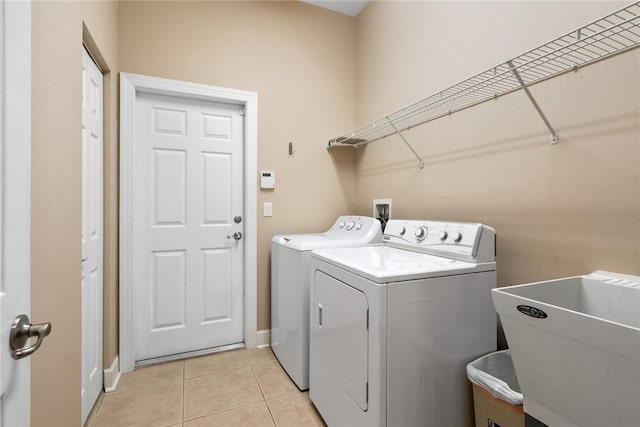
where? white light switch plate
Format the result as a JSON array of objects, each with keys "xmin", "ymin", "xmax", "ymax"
[{"xmin": 263, "ymin": 202, "xmax": 272, "ymax": 217}]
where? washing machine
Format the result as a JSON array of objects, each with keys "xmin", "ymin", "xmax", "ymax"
[
  {"xmin": 271, "ymin": 216, "xmax": 382, "ymax": 390},
  {"xmin": 309, "ymin": 219, "xmax": 497, "ymax": 427}
]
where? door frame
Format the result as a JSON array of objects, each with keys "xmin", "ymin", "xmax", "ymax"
[{"xmin": 119, "ymin": 73, "xmax": 258, "ymax": 373}]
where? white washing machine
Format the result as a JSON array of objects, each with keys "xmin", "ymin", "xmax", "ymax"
[
  {"xmin": 271, "ymin": 216, "xmax": 382, "ymax": 390},
  {"xmin": 309, "ymin": 219, "xmax": 497, "ymax": 427}
]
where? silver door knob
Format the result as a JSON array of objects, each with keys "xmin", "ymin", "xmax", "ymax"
[
  {"xmin": 10, "ymin": 314, "xmax": 52, "ymax": 359},
  {"xmin": 227, "ymin": 232, "xmax": 243, "ymax": 240}
]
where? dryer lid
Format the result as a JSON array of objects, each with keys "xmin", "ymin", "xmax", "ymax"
[{"xmin": 312, "ymin": 245, "xmax": 494, "ymax": 283}]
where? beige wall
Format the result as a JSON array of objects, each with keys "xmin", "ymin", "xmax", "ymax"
[
  {"xmin": 118, "ymin": 1, "xmax": 358, "ymax": 331},
  {"xmin": 31, "ymin": 1, "xmax": 119, "ymax": 425},
  {"xmin": 353, "ymin": 1, "xmax": 640, "ymax": 292}
]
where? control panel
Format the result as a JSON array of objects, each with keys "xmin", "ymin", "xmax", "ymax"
[
  {"xmin": 383, "ymin": 219, "xmax": 495, "ymax": 263},
  {"xmin": 327, "ymin": 216, "xmax": 382, "ymax": 238}
]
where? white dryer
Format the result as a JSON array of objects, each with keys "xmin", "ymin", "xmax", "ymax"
[
  {"xmin": 309, "ymin": 219, "xmax": 497, "ymax": 427},
  {"xmin": 271, "ymin": 216, "xmax": 382, "ymax": 390}
]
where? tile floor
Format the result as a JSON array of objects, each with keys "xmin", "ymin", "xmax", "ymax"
[{"xmin": 87, "ymin": 348, "xmax": 326, "ymax": 427}]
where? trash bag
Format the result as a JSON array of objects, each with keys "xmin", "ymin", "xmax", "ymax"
[{"xmin": 467, "ymin": 350, "xmax": 523, "ymax": 406}]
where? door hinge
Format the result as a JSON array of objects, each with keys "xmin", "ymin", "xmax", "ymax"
[
  {"xmin": 366, "ymin": 309, "xmax": 369, "ymax": 330},
  {"xmin": 366, "ymin": 382, "xmax": 369, "ymax": 403}
]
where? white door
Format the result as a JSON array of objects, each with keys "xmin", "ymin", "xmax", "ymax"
[
  {"xmin": 0, "ymin": 0, "xmax": 33, "ymax": 425},
  {"xmin": 133, "ymin": 92, "xmax": 244, "ymax": 362},
  {"xmin": 81, "ymin": 48, "xmax": 103, "ymax": 423}
]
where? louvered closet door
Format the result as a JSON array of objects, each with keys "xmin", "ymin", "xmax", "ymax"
[{"xmin": 133, "ymin": 92, "xmax": 244, "ymax": 362}]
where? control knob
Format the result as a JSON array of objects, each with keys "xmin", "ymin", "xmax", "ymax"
[
  {"xmin": 439, "ymin": 231, "xmax": 448, "ymax": 241},
  {"xmin": 415, "ymin": 226, "xmax": 428, "ymax": 241},
  {"xmin": 346, "ymin": 222, "xmax": 355, "ymax": 230},
  {"xmin": 452, "ymin": 232, "xmax": 463, "ymax": 242},
  {"xmin": 339, "ymin": 222, "xmax": 345, "ymax": 228},
  {"xmin": 399, "ymin": 227, "xmax": 406, "ymax": 236},
  {"xmin": 355, "ymin": 223, "xmax": 362, "ymax": 230}
]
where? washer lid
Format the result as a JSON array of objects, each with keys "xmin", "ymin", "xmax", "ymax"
[
  {"xmin": 271, "ymin": 215, "xmax": 382, "ymax": 251},
  {"xmin": 311, "ymin": 245, "xmax": 495, "ymax": 283},
  {"xmin": 272, "ymin": 234, "xmax": 382, "ymax": 251}
]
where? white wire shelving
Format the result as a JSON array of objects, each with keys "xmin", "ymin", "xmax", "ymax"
[{"xmin": 326, "ymin": 2, "xmax": 640, "ymax": 169}]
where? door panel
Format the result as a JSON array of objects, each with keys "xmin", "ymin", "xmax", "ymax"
[
  {"xmin": 152, "ymin": 149, "xmax": 187, "ymax": 226},
  {"xmin": 313, "ymin": 271, "xmax": 369, "ymax": 411},
  {"xmin": 134, "ymin": 92, "xmax": 244, "ymax": 362},
  {"xmin": 151, "ymin": 251, "xmax": 186, "ymax": 329},
  {"xmin": 202, "ymin": 153, "xmax": 232, "ymax": 224},
  {"xmin": 81, "ymin": 47, "xmax": 103, "ymax": 424}
]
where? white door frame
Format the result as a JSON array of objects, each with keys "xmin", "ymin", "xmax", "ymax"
[{"xmin": 119, "ymin": 73, "xmax": 258, "ymax": 373}]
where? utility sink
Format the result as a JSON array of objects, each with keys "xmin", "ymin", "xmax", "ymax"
[{"xmin": 492, "ymin": 271, "xmax": 640, "ymax": 427}]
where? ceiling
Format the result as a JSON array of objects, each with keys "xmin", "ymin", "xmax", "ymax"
[{"xmin": 300, "ymin": 0, "xmax": 369, "ymax": 17}]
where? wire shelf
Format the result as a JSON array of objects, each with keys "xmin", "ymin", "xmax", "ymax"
[{"xmin": 327, "ymin": 2, "xmax": 640, "ymax": 150}]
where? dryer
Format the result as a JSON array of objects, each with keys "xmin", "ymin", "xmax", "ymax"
[
  {"xmin": 271, "ymin": 216, "xmax": 382, "ymax": 390},
  {"xmin": 309, "ymin": 219, "xmax": 497, "ymax": 427}
]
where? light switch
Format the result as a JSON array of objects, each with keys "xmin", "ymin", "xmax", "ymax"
[{"xmin": 263, "ymin": 202, "xmax": 273, "ymax": 217}]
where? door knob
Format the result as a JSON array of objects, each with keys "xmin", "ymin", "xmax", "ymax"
[
  {"xmin": 227, "ymin": 232, "xmax": 243, "ymax": 240},
  {"xmin": 10, "ymin": 314, "xmax": 52, "ymax": 359}
]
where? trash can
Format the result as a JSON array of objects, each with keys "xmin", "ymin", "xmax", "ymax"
[{"xmin": 467, "ymin": 350, "xmax": 524, "ymax": 427}]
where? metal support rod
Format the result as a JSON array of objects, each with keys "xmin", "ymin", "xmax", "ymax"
[
  {"xmin": 386, "ymin": 117, "xmax": 425, "ymax": 169},
  {"xmin": 507, "ymin": 60, "xmax": 559, "ymax": 145}
]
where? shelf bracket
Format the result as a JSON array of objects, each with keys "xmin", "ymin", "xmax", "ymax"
[
  {"xmin": 507, "ymin": 60, "xmax": 559, "ymax": 145},
  {"xmin": 386, "ymin": 117, "xmax": 425, "ymax": 169}
]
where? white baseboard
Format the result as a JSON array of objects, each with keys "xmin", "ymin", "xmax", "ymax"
[
  {"xmin": 103, "ymin": 355, "xmax": 121, "ymax": 393},
  {"xmin": 256, "ymin": 329, "xmax": 271, "ymax": 348}
]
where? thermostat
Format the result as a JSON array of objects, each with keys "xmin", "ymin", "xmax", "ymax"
[{"xmin": 261, "ymin": 171, "xmax": 275, "ymax": 189}]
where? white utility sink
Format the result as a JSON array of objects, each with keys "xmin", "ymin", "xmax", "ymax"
[{"xmin": 492, "ymin": 271, "xmax": 640, "ymax": 427}]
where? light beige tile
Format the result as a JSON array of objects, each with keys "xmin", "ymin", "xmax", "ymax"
[
  {"xmin": 112, "ymin": 360, "xmax": 184, "ymax": 394},
  {"xmin": 91, "ymin": 381, "xmax": 183, "ymax": 427},
  {"xmin": 185, "ymin": 349, "xmax": 249, "ymax": 379},
  {"xmin": 184, "ymin": 367, "xmax": 263, "ymax": 420},
  {"xmin": 184, "ymin": 401, "xmax": 275, "ymax": 427},
  {"xmin": 267, "ymin": 392, "xmax": 325, "ymax": 427},
  {"xmin": 252, "ymin": 362, "xmax": 298, "ymax": 399},
  {"xmin": 245, "ymin": 348, "xmax": 279, "ymax": 367}
]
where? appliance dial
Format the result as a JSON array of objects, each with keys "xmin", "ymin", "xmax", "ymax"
[
  {"xmin": 339, "ymin": 222, "xmax": 345, "ymax": 228},
  {"xmin": 355, "ymin": 223, "xmax": 362, "ymax": 230},
  {"xmin": 453, "ymin": 232, "xmax": 463, "ymax": 242},
  {"xmin": 415, "ymin": 226, "xmax": 428, "ymax": 241},
  {"xmin": 399, "ymin": 227, "xmax": 406, "ymax": 236},
  {"xmin": 439, "ymin": 231, "xmax": 448, "ymax": 240},
  {"xmin": 346, "ymin": 222, "xmax": 355, "ymax": 230}
]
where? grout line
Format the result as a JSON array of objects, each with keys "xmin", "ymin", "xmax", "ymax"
[
  {"xmin": 247, "ymin": 348, "xmax": 278, "ymax": 427},
  {"xmin": 246, "ymin": 349, "xmax": 268, "ymax": 401},
  {"xmin": 183, "ymin": 360, "xmax": 251, "ymax": 380},
  {"xmin": 182, "ymin": 360, "xmax": 186, "ymax": 424},
  {"xmin": 183, "ymin": 400, "xmax": 268, "ymax": 424},
  {"xmin": 265, "ymin": 398, "xmax": 278, "ymax": 426}
]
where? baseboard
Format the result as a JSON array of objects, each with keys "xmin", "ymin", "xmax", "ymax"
[
  {"xmin": 256, "ymin": 329, "xmax": 271, "ymax": 348},
  {"xmin": 103, "ymin": 355, "xmax": 121, "ymax": 392}
]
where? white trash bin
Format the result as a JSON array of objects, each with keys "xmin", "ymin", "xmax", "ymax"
[{"xmin": 467, "ymin": 350, "xmax": 524, "ymax": 427}]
